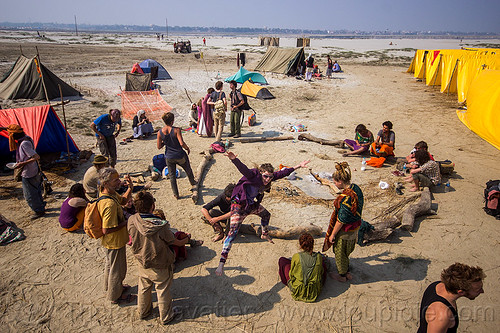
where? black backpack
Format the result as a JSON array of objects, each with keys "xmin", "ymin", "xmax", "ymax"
[
  {"xmin": 234, "ymin": 90, "xmax": 251, "ymax": 110},
  {"xmin": 484, "ymin": 180, "xmax": 500, "ymax": 218}
]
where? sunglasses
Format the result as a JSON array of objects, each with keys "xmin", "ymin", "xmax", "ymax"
[{"xmin": 262, "ymin": 174, "xmax": 274, "ymax": 180}]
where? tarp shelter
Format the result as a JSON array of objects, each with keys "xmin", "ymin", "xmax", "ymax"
[
  {"xmin": 121, "ymin": 89, "xmax": 173, "ymax": 121},
  {"xmin": 0, "ymin": 55, "xmax": 80, "ymax": 100},
  {"xmin": 254, "ymin": 47, "xmax": 305, "ymax": 75},
  {"xmin": 457, "ymin": 70, "xmax": 500, "ymax": 150},
  {"xmin": 225, "ymin": 67, "xmax": 268, "ymax": 85},
  {"xmin": 125, "ymin": 73, "xmax": 152, "ymax": 91},
  {"xmin": 138, "ymin": 59, "xmax": 172, "ymax": 80},
  {"xmin": 0, "ymin": 105, "xmax": 79, "ymax": 156},
  {"xmin": 240, "ymin": 80, "xmax": 275, "ymax": 99}
]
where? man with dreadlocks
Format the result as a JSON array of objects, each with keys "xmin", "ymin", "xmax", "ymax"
[{"xmin": 322, "ymin": 162, "xmax": 363, "ymax": 282}]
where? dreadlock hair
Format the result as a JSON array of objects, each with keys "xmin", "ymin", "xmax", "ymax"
[{"xmin": 333, "ymin": 162, "xmax": 351, "ymax": 183}]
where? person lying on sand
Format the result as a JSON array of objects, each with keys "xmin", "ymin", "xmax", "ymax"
[{"xmin": 215, "ymin": 152, "xmax": 310, "ymax": 276}]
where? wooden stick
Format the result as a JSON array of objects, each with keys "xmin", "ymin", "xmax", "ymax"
[
  {"xmin": 297, "ymin": 133, "xmax": 343, "ymax": 147},
  {"xmin": 238, "ymin": 136, "xmax": 293, "ymax": 144},
  {"xmin": 58, "ymin": 84, "xmax": 70, "ymax": 161},
  {"xmin": 309, "ymin": 169, "xmax": 340, "ymax": 193},
  {"xmin": 239, "ymin": 223, "xmax": 322, "ymax": 239},
  {"xmin": 191, "ymin": 151, "xmax": 213, "ymax": 203},
  {"xmin": 184, "ymin": 88, "xmax": 193, "ymax": 104}
]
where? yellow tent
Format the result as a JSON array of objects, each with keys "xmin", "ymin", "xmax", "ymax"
[
  {"xmin": 457, "ymin": 70, "xmax": 500, "ymax": 150},
  {"xmin": 425, "ymin": 51, "xmax": 442, "ymax": 86}
]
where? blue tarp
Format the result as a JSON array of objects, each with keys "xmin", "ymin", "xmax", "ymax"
[
  {"xmin": 139, "ymin": 59, "xmax": 172, "ymax": 80},
  {"xmin": 225, "ymin": 67, "xmax": 268, "ymax": 85}
]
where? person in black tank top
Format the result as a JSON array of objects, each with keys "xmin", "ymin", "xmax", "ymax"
[
  {"xmin": 417, "ymin": 263, "xmax": 485, "ymax": 333},
  {"xmin": 157, "ymin": 112, "xmax": 197, "ymax": 199}
]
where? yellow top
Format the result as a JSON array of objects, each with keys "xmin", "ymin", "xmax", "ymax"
[{"xmin": 98, "ymin": 192, "xmax": 128, "ymax": 249}]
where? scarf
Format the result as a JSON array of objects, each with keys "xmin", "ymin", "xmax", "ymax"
[
  {"xmin": 6, "ymin": 124, "xmax": 24, "ymax": 152},
  {"xmin": 322, "ymin": 187, "xmax": 358, "ymax": 252},
  {"xmin": 137, "ymin": 109, "xmax": 145, "ymax": 120}
]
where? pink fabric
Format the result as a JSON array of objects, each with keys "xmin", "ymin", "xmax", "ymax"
[
  {"xmin": 487, "ymin": 190, "xmax": 500, "ymax": 210},
  {"xmin": 200, "ymin": 94, "xmax": 214, "ymax": 137}
]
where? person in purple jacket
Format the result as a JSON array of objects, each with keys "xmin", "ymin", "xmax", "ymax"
[{"xmin": 216, "ymin": 151, "xmax": 310, "ymax": 276}]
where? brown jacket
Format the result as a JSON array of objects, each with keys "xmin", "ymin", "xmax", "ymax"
[{"xmin": 128, "ymin": 213, "xmax": 175, "ymax": 269}]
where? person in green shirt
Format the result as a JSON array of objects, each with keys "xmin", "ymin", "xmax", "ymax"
[{"xmin": 278, "ymin": 233, "xmax": 326, "ymax": 302}]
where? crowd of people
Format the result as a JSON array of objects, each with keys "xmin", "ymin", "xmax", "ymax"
[{"xmin": 4, "ymin": 87, "xmax": 484, "ymax": 330}]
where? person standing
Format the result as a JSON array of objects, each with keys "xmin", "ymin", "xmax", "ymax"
[
  {"xmin": 128, "ymin": 191, "xmax": 184, "ymax": 324},
  {"xmin": 157, "ymin": 112, "xmax": 197, "ymax": 199},
  {"xmin": 216, "ymin": 152, "xmax": 310, "ymax": 276},
  {"xmin": 229, "ymin": 80, "xmax": 245, "ymax": 138},
  {"xmin": 305, "ymin": 54, "xmax": 314, "ymax": 81},
  {"xmin": 326, "ymin": 55, "xmax": 333, "ymax": 79},
  {"xmin": 198, "ymin": 88, "xmax": 214, "ymax": 137},
  {"xmin": 418, "ymin": 263, "xmax": 485, "ymax": 333},
  {"xmin": 90, "ymin": 109, "xmax": 122, "ymax": 168},
  {"xmin": 203, "ymin": 37, "xmax": 206, "ymax": 46},
  {"xmin": 207, "ymin": 81, "xmax": 227, "ymax": 142},
  {"xmin": 6, "ymin": 124, "xmax": 46, "ymax": 220},
  {"xmin": 98, "ymin": 167, "xmax": 134, "ymax": 304},
  {"xmin": 322, "ymin": 162, "xmax": 363, "ymax": 282}
]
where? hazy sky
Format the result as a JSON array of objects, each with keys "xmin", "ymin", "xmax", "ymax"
[{"xmin": 2, "ymin": 0, "xmax": 499, "ymax": 33}]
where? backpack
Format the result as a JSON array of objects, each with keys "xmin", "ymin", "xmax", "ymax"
[
  {"xmin": 484, "ymin": 180, "xmax": 500, "ymax": 218},
  {"xmin": 153, "ymin": 153, "xmax": 167, "ymax": 172},
  {"xmin": 213, "ymin": 91, "xmax": 226, "ymax": 119},
  {"xmin": 234, "ymin": 89, "xmax": 251, "ymax": 110},
  {"xmin": 84, "ymin": 195, "xmax": 114, "ymax": 239}
]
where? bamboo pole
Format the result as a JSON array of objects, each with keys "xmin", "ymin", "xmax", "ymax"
[{"xmin": 58, "ymin": 84, "xmax": 71, "ymax": 162}]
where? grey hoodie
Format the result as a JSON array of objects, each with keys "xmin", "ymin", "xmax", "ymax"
[{"xmin": 128, "ymin": 213, "xmax": 176, "ymax": 269}]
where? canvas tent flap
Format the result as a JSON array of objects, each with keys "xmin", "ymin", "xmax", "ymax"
[
  {"xmin": 0, "ymin": 105, "xmax": 79, "ymax": 156},
  {"xmin": 0, "ymin": 55, "xmax": 80, "ymax": 100},
  {"xmin": 241, "ymin": 80, "xmax": 275, "ymax": 99},
  {"xmin": 457, "ymin": 70, "xmax": 500, "ymax": 150},
  {"xmin": 121, "ymin": 89, "xmax": 173, "ymax": 121},
  {"xmin": 254, "ymin": 47, "xmax": 305, "ymax": 75},
  {"xmin": 139, "ymin": 59, "xmax": 172, "ymax": 80},
  {"xmin": 125, "ymin": 73, "xmax": 152, "ymax": 91},
  {"xmin": 225, "ymin": 67, "xmax": 268, "ymax": 85}
]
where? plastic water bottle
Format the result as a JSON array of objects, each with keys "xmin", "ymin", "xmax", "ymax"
[
  {"xmin": 445, "ymin": 181, "xmax": 450, "ymax": 192},
  {"xmin": 361, "ymin": 158, "xmax": 367, "ymax": 171},
  {"xmin": 403, "ymin": 164, "xmax": 407, "ymax": 174},
  {"xmin": 225, "ymin": 139, "xmax": 229, "ymax": 150}
]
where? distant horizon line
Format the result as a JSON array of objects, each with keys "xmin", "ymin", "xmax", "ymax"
[{"xmin": 0, "ymin": 21, "xmax": 498, "ymax": 36}]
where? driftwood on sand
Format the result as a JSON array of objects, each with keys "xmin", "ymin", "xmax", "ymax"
[
  {"xmin": 238, "ymin": 136, "xmax": 294, "ymax": 144},
  {"xmin": 297, "ymin": 133, "xmax": 343, "ymax": 147},
  {"xmin": 400, "ymin": 187, "xmax": 433, "ymax": 231},
  {"xmin": 191, "ymin": 149, "xmax": 214, "ymax": 204},
  {"xmin": 309, "ymin": 169, "xmax": 341, "ymax": 194},
  {"xmin": 239, "ymin": 223, "xmax": 322, "ymax": 239}
]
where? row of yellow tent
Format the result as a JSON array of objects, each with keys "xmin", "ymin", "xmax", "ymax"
[{"xmin": 407, "ymin": 48, "xmax": 500, "ymax": 103}]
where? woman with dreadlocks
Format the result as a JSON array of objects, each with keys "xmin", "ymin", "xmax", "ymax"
[{"xmin": 322, "ymin": 162, "xmax": 363, "ymax": 282}]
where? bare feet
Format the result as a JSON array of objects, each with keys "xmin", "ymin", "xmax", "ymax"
[
  {"xmin": 261, "ymin": 234, "xmax": 274, "ymax": 244},
  {"xmin": 329, "ymin": 272, "xmax": 347, "ymax": 282},
  {"xmin": 409, "ymin": 186, "xmax": 419, "ymax": 192},
  {"xmin": 215, "ymin": 262, "xmax": 224, "ymax": 276},
  {"xmin": 212, "ymin": 233, "xmax": 224, "ymax": 242}
]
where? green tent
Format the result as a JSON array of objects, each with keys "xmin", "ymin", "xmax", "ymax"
[
  {"xmin": 254, "ymin": 47, "xmax": 305, "ymax": 75},
  {"xmin": 225, "ymin": 67, "xmax": 268, "ymax": 85},
  {"xmin": 0, "ymin": 55, "xmax": 80, "ymax": 100}
]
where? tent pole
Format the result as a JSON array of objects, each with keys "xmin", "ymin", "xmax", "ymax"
[
  {"xmin": 58, "ymin": 84, "xmax": 71, "ymax": 162},
  {"xmin": 19, "ymin": 45, "xmax": 24, "ymax": 56},
  {"xmin": 448, "ymin": 59, "xmax": 459, "ymax": 95}
]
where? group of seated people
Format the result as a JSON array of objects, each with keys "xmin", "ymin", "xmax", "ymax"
[{"xmin": 342, "ymin": 121, "xmax": 442, "ymax": 191}]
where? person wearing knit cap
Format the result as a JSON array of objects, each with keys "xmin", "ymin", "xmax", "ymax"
[
  {"xmin": 90, "ymin": 109, "xmax": 122, "ymax": 168},
  {"xmin": 5, "ymin": 124, "xmax": 46, "ymax": 220}
]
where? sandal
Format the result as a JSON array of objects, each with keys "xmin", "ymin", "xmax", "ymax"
[{"xmin": 111, "ymin": 293, "xmax": 136, "ymax": 305}]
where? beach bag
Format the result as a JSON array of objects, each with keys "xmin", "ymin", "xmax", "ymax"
[
  {"xmin": 214, "ymin": 92, "xmax": 226, "ymax": 119},
  {"xmin": 210, "ymin": 141, "xmax": 226, "ymax": 153},
  {"xmin": 83, "ymin": 195, "xmax": 113, "ymax": 239},
  {"xmin": 248, "ymin": 110, "xmax": 256, "ymax": 126},
  {"xmin": 438, "ymin": 160, "xmax": 455, "ymax": 175},
  {"xmin": 484, "ymin": 180, "xmax": 500, "ymax": 218},
  {"xmin": 153, "ymin": 153, "xmax": 167, "ymax": 172}
]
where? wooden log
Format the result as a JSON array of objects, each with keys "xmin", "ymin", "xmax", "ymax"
[
  {"xmin": 239, "ymin": 223, "xmax": 322, "ymax": 239},
  {"xmin": 238, "ymin": 136, "xmax": 294, "ymax": 144},
  {"xmin": 400, "ymin": 187, "xmax": 432, "ymax": 231},
  {"xmin": 191, "ymin": 152, "xmax": 213, "ymax": 204},
  {"xmin": 309, "ymin": 169, "xmax": 340, "ymax": 193},
  {"xmin": 363, "ymin": 216, "xmax": 401, "ymax": 242},
  {"xmin": 297, "ymin": 133, "xmax": 343, "ymax": 147}
]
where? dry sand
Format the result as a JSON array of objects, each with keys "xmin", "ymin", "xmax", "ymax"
[{"xmin": 0, "ymin": 31, "xmax": 499, "ymax": 332}]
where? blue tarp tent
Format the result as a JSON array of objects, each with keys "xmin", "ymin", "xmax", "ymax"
[
  {"xmin": 139, "ymin": 59, "xmax": 172, "ymax": 80},
  {"xmin": 225, "ymin": 67, "xmax": 268, "ymax": 85},
  {"xmin": 0, "ymin": 105, "xmax": 79, "ymax": 157}
]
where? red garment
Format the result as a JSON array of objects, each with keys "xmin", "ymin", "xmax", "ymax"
[{"xmin": 171, "ymin": 231, "xmax": 188, "ymax": 260}]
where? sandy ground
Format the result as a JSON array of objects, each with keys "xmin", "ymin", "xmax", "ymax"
[{"xmin": 0, "ymin": 31, "xmax": 499, "ymax": 332}]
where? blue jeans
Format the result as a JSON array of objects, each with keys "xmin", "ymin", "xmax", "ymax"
[{"xmin": 22, "ymin": 173, "xmax": 46, "ymax": 213}]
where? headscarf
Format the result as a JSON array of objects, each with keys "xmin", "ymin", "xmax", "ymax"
[
  {"xmin": 137, "ymin": 109, "xmax": 145, "ymax": 119},
  {"xmin": 6, "ymin": 124, "xmax": 24, "ymax": 152}
]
